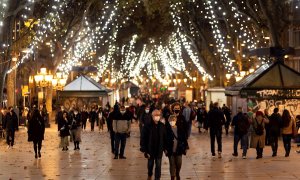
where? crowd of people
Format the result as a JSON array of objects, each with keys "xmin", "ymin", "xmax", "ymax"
[{"xmin": 1, "ymin": 97, "xmax": 300, "ymax": 180}]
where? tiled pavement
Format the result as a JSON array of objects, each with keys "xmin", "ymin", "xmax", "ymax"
[{"xmin": 0, "ymin": 122, "xmax": 300, "ymax": 180}]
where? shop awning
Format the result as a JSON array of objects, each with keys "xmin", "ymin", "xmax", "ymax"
[{"xmin": 60, "ymin": 75, "xmax": 112, "ymax": 97}]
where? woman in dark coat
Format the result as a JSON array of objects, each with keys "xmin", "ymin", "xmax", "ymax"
[
  {"xmin": 70, "ymin": 109, "xmax": 82, "ymax": 150},
  {"xmin": 59, "ymin": 112, "xmax": 70, "ymax": 151},
  {"xmin": 28, "ymin": 108, "xmax": 45, "ymax": 159},
  {"xmin": 166, "ymin": 103, "xmax": 189, "ymax": 180}
]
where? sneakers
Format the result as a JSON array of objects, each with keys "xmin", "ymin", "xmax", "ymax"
[
  {"xmin": 38, "ymin": 152, "xmax": 41, "ymax": 158},
  {"xmin": 218, "ymin": 152, "xmax": 222, "ymax": 159},
  {"xmin": 242, "ymin": 156, "xmax": 246, "ymax": 159},
  {"xmin": 114, "ymin": 156, "xmax": 118, "ymax": 159},
  {"xmin": 7, "ymin": 145, "xmax": 11, "ymax": 149},
  {"xmin": 212, "ymin": 153, "xmax": 216, "ymax": 157}
]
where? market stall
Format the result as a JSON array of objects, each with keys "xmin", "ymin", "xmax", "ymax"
[{"xmin": 225, "ymin": 61, "xmax": 300, "ymax": 117}]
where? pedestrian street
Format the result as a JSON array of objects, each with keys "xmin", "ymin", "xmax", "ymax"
[{"xmin": 0, "ymin": 123, "xmax": 300, "ymax": 180}]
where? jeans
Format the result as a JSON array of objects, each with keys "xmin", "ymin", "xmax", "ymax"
[
  {"xmin": 168, "ymin": 155, "xmax": 182, "ymax": 177},
  {"xmin": 82, "ymin": 119, "xmax": 87, "ymax": 129},
  {"xmin": 148, "ymin": 157, "xmax": 162, "ymax": 179},
  {"xmin": 187, "ymin": 122, "xmax": 192, "ymax": 138},
  {"xmin": 210, "ymin": 128, "xmax": 222, "ymax": 154},
  {"xmin": 256, "ymin": 141, "xmax": 263, "ymax": 156},
  {"xmin": 33, "ymin": 140, "xmax": 42, "ymax": 154},
  {"xmin": 115, "ymin": 133, "xmax": 127, "ymax": 157},
  {"xmin": 282, "ymin": 134, "xmax": 293, "ymax": 155},
  {"xmin": 110, "ymin": 131, "xmax": 115, "ymax": 152},
  {"xmin": 6, "ymin": 130, "xmax": 15, "ymax": 146},
  {"xmin": 91, "ymin": 120, "xmax": 95, "ymax": 131},
  {"xmin": 269, "ymin": 135, "xmax": 279, "ymax": 155},
  {"xmin": 233, "ymin": 134, "xmax": 248, "ymax": 156}
]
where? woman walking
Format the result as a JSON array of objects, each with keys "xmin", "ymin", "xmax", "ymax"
[
  {"xmin": 166, "ymin": 103, "xmax": 189, "ymax": 180},
  {"xmin": 70, "ymin": 109, "xmax": 82, "ymax": 150},
  {"xmin": 282, "ymin": 109, "xmax": 296, "ymax": 157},
  {"xmin": 250, "ymin": 111, "xmax": 269, "ymax": 159},
  {"xmin": 27, "ymin": 107, "xmax": 45, "ymax": 159},
  {"xmin": 59, "ymin": 112, "xmax": 70, "ymax": 151}
]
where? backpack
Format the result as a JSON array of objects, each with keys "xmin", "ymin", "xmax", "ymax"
[
  {"xmin": 236, "ymin": 113, "xmax": 249, "ymax": 135},
  {"xmin": 254, "ymin": 119, "xmax": 264, "ymax": 136}
]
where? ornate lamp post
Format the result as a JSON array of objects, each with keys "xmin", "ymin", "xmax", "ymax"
[{"xmin": 29, "ymin": 65, "xmax": 53, "ymax": 127}]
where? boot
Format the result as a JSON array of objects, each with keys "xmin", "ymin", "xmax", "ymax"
[{"xmin": 77, "ymin": 142, "xmax": 80, "ymax": 150}]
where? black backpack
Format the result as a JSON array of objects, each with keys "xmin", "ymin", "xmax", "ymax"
[
  {"xmin": 237, "ymin": 113, "xmax": 249, "ymax": 135},
  {"xmin": 254, "ymin": 119, "xmax": 264, "ymax": 136}
]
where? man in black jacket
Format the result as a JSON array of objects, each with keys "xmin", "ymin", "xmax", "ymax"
[
  {"xmin": 269, "ymin": 108, "xmax": 282, "ymax": 157},
  {"xmin": 3, "ymin": 107, "xmax": 18, "ymax": 149},
  {"xmin": 140, "ymin": 109, "xmax": 167, "ymax": 180},
  {"xmin": 207, "ymin": 102, "xmax": 225, "ymax": 158}
]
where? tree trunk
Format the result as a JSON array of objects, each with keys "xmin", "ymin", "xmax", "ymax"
[{"xmin": 6, "ymin": 62, "xmax": 16, "ymax": 107}]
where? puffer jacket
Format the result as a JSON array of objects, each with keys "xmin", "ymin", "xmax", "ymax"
[{"xmin": 113, "ymin": 111, "xmax": 131, "ymax": 133}]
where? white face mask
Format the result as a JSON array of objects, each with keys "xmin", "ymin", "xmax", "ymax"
[
  {"xmin": 170, "ymin": 121, "xmax": 176, "ymax": 127},
  {"xmin": 121, "ymin": 110, "xmax": 126, "ymax": 114},
  {"xmin": 74, "ymin": 111, "xmax": 78, "ymax": 115},
  {"xmin": 154, "ymin": 116, "xmax": 160, "ymax": 122},
  {"xmin": 145, "ymin": 109, "xmax": 150, "ymax": 113}
]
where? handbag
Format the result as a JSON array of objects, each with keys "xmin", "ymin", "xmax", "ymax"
[{"xmin": 292, "ymin": 121, "xmax": 298, "ymax": 137}]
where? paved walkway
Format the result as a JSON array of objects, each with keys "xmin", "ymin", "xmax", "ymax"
[{"xmin": 0, "ymin": 122, "xmax": 300, "ymax": 180}]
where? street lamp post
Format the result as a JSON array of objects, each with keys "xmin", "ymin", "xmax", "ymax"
[{"xmin": 30, "ymin": 65, "xmax": 53, "ymax": 127}]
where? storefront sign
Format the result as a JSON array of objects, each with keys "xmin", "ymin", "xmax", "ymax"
[{"xmin": 241, "ymin": 89, "xmax": 300, "ymax": 99}]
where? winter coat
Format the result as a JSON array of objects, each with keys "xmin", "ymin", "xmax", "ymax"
[
  {"xmin": 89, "ymin": 111, "xmax": 98, "ymax": 122},
  {"xmin": 55, "ymin": 110, "xmax": 67, "ymax": 124},
  {"xmin": 3, "ymin": 111, "xmax": 18, "ymax": 131},
  {"xmin": 140, "ymin": 121, "xmax": 167, "ymax": 158},
  {"xmin": 140, "ymin": 112, "xmax": 152, "ymax": 127},
  {"xmin": 59, "ymin": 118, "xmax": 70, "ymax": 137},
  {"xmin": 250, "ymin": 118, "xmax": 269, "ymax": 149},
  {"xmin": 113, "ymin": 111, "xmax": 131, "ymax": 133},
  {"xmin": 165, "ymin": 114, "xmax": 189, "ymax": 156},
  {"xmin": 207, "ymin": 107, "xmax": 225, "ymax": 130},
  {"xmin": 70, "ymin": 113, "xmax": 81, "ymax": 130},
  {"xmin": 28, "ymin": 110, "xmax": 45, "ymax": 142},
  {"xmin": 282, "ymin": 118, "xmax": 296, "ymax": 135},
  {"xmin": 81, "ymin": 111, "xmax": 89, "ymax": 122},
  {"xmin": 269, "ymin": 113, "xmax": 282, "ymax": 136}
]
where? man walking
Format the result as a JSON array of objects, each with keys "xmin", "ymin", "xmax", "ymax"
[
  {"xmin": 3, "ymin": 107, "xmax": 18, "ymax": 149},
  {"xmin": 113, "ymin": 105, "xmax": 131, "ymax": 159},
  {"xmin": 140, "ymin": 109, "xmax": 167, "ymax": 180},
  {"xmin": 182, "ymin": 102, "xmax": 192, "ymax": 138},
  {"xmin": 207, "ymin": 102, "xmax": 225, "ymax": 158},
  {"xmin": 231, "ymin": 107, "xmax": 250, "ymax": 159},
  {"xmin": 268, "ymin": 108, "xmax": 282, "ymax": 157}
]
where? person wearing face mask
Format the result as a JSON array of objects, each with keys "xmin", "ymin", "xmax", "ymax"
[
  {"xmin": 165, "ymin": 103, "xmax": 189, "ymax": 180},
  {"xmin": 112, "ymin": 105, "xmax": 131, "ymax": 159},
  {"xmin": 70, "ymin": 108, "xmax": 82, "ymax": 150},
  {"xmin": 140, "ymin": 109, "xmax": 167, "ymax": 180},
  {"xmin": 3, "ymin": 106, "xmax": 19, "ymax": 149},
  {"xmin": 139, "ymin": 105, "xmax": 152, "ymax": 136}
]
